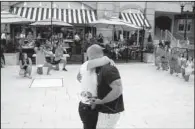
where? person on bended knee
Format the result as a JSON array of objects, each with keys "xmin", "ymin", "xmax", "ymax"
[
  {"xmin": 19, "ymin": 53, "xmax": 32, "ymax": 78},
  {"xmin": 53, "ymin": 42, "xmax": 67, "ymax": 71}
]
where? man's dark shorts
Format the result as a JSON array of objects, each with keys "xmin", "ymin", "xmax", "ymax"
[{"xmin": 51, "ymin": 59, "xmax": 61, "ymax": 65}]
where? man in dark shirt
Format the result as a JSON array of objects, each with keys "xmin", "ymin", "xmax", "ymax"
[{"xmin": 87, "ymin": 44, "xmax": 124, "ymax": 128}]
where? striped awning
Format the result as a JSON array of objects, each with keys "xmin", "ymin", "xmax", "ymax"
[
  {"xmin": 11, "ymin": 7, "xmax": 97, "ymax": 24},
  {"xmin": 1, "ymin": 10, "xmax": 34, "ymax": 24},
  {"xmin": 119, "ymin": 12, "xmax": 151, "ymax": 29}
]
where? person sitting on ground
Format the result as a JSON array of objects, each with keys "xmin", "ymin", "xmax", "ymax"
[{"xmin": 19, "ymin": 53, "xmax": 32, "ymax": 78}]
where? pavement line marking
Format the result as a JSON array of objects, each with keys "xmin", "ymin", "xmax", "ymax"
[
  {"xmin": 29, "ymin": 78, "xmax": 35, "ymax": 88},
  {"xmin": 62, "ymin": 78, "xmax": 64, "ymax": 87},
  {"xmin": 30, "ymin": 78, "xmax": 63, "ymax": 88},
  {"xmin": 1, "ymin": 121, "xmax": 10, "ymax": 124}
]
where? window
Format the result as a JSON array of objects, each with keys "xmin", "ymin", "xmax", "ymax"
[{"xmin": 178, "ymin": 19, "xmax": 192, "ymax": 32}]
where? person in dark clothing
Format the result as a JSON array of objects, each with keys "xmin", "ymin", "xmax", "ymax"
[
  {"xmin": 1, "ymin": 43, "xmax": 5, "ymax": 67},
  {"xmin": 97, "ymin": 33, "xmax": 104, "ymax": 43}
]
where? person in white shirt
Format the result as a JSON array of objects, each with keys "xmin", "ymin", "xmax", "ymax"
[
  {"xmin": 183, "ymin": 56, "xmax": 194, "ymax": 81},
  {"xmin": 20, "ymin": 30, "xmax": 26, "ymax": 39}
]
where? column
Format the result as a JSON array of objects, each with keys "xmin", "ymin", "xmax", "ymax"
[{"xmin": 145, "ymin": 2, "xmax": 155, "ymax": 45}]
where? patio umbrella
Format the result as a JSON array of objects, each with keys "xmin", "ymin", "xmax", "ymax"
[
  {"xmin": 1, "ymin": 10, "xmax": 34, "ymax": 24},
  {"xmin": 89, "ymin": 17, "xmax": 141, "ymax": 30},
  {"xmin": 89, "ymin": 17, "xmax": 141, "ymax": 40},
  {"xmin": 30, "ymin": 18, "xmax": 72, "ymax": 27}
]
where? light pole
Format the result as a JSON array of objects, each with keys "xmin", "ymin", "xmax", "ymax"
[
  {"xmin": 180, "ymin": 2, "xmax": 195, "ymax": 41},
  {"xmin": 141, "ymin": 2, "xmax": 147, "ymax": 62},
  {"xmin": 51, "ymin": 1, "xmax": 53, "ymax": 45}
]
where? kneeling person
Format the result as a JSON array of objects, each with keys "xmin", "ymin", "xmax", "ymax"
[{"xmin": 52, "ymin": 42, "xmax": 67, "ymax": 71}]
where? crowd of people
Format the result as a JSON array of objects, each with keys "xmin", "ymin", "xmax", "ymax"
[
  {"xmin": 18, "ymin": 39, "xmax": 68, "ymax": 79},
  {"xmin": 155, "ymin": 41, "xmax": 194, "ymax": 82}
]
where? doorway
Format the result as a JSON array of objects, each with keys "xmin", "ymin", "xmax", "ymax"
[{"xmin": 155, "ymin": 16, "xmax": 172, "ymax": 31}]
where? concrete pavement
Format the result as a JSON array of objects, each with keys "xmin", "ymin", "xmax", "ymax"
[{"xmin": 1, "ymin": 63, "xmax": 194, "ymax": 128}]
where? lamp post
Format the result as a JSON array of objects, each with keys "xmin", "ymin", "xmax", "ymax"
[
  {"xmin": 180, "ymin": 2, "xmax": 195, "ymax": 41},
  {"xmin": 51, "ymin": 1, "xmax": 53, "ymax": 45},
  {"xmin": 193, "ymin": 2, "xmax": 195, "ymax": 46},
  {"xmin": 141, "ymin": 2, "xmax": 147, "ymax": 62}
]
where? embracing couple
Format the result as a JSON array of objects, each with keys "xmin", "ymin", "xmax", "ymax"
[{"xmin": 77, "ymin": 44, "xmax": 124, "ymax": 129}]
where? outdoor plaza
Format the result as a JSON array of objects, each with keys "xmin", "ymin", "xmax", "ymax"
[
  {"xmin": 1, "ymin": 63, "xmax": 194, "ymax": 128},
  {"xmin": 1, "ymin": 2, "xmax": 194, "ymax": 128}
]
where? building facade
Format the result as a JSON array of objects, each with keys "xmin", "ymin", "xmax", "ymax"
[{"xmin": 2, "ymin": 1, "xmax": 194, "ymax": 44}]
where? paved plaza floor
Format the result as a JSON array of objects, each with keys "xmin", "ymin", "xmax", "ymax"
[{"xmin": 1, "ymin": 63, "xmax": 194, "ymax": 128}]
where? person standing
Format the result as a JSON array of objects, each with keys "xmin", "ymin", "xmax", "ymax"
[
  {"xmin": 155, "ymin": 42, "xmax": 165, "ymax": 70},
  {"xmin": 88, "ymin": 44, "xmax": 124, "ymax": 129},
  {"xmin": 1, "ymin": 43, "xmax": 5, "ymax": 67},
  {"xmin": 97, "ymin": 33, "xmax": 104, "ymax": 44},
  {"xmin": 74, "ymin": 32, "xmax": 81, "ymax": 54},
  {"xmin": 77, "ymin": 45, "xmax": 115, "ymax": 129},
  {"xmin": 34, "ymin": 41, "xmax": 46, "ymax": 74}
]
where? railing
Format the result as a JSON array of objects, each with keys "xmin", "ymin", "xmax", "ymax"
[
  {"xmin": 165, "ymin": 30, "xmax": 179, "ymax": 48},
  {"xmin": 160, "ymin": 29, "xmax": 180, "ymax": 48}
]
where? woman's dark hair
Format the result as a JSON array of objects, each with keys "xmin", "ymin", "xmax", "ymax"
[
  {"xmin": 159, "ymin": 42, "xmax": 164, "ymax": 48},
  {"xmin": 21, "ymin": 53, "xmax": 27, "ymax": 60},
  {"xmin": 35, "ymin": 40, "xmax": 41, "ymax": 48}
]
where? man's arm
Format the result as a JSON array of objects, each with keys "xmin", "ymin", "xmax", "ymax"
[
  {"xmin": 28, "ymin": 58, "xmax": 32, "ymax": 65},
  {"xmin": 101, "ymin": 79, "xmax": 122, "ymax": 104},
  {"xmin": 91, "ymin": 66, "xmax": 123, "ymax": 104},
  {"xmin": 77, "ymin": 71, "xmax": 82, "ymax": 83},
  {"xmin": 19, "ymin": 60, "xmax": 24, "ymax": 69}
]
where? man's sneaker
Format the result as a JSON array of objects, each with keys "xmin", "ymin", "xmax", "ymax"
[{"xmin": 63, "ymin": 68, "xmax": 67, "ymax": 71}]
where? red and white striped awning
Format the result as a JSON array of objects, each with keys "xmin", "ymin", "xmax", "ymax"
[
  {"xmin": 119, "ymin": 12, "xmax": 151, "ymax": 29},
  {"xmin": 11, "ymin": 7, "xmax": 97, "ymax": 24}
]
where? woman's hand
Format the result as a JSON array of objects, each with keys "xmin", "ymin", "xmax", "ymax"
[
  {"xmin": 109, "ymin": 59, "xmax": 115, "ymax": 66},
  {"xmin": 77, "ymin": 72, "xmax": 82, "ymax": 83}
]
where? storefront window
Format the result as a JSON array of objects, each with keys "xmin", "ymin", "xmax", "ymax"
[{"xmin": 178, "ymin": 19, "xmax": 192, "ymax": 32}]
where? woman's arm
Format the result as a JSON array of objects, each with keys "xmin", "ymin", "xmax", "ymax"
[
  {"xmin": 28, "ymin": 58, "xmax": 32, "ymax": 66},
  {"xmin": 87, "ymin": 56, "xmax": 115, "ymax": 70},
  {"xmin": 19, "ymin": 60, "xmax": 23, "ymax": 69},
  {"xmin": 77, "ymin": 71, "xmax": 82, "ymax": 83},
  {"xmin": 43, "ymin": 49, "xmax": 54, "ymax": 56},
  {"xmin": 34, "ymin": 47, "xmax": 38, "ymax": 53}
]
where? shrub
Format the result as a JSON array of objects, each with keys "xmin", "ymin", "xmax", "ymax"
[{"xmin": 145, "ymin": 43, "xmax": 154, "ymax": 53}]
